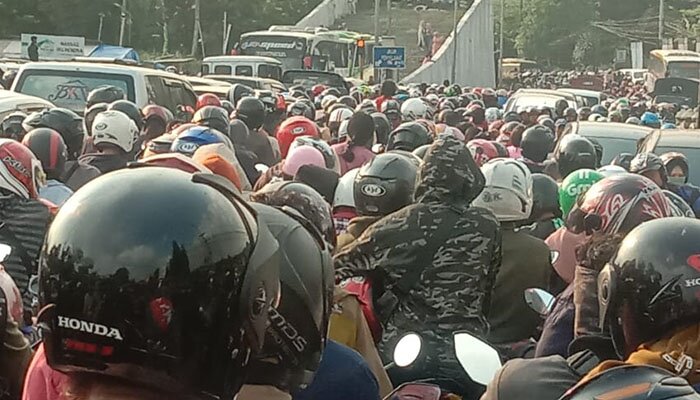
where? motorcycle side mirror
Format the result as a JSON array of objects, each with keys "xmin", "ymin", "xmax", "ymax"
[
  {"xmin": 393, "ymin": 332, "xmax": 422, "ymax": 368},
  {"xmin": 454, "ymin": 332, "xmax": 502, "ymax": 386},
  {"xmin": 255, "ymin": 163, "xmax": 270, "ymax": 173},
  {"xmin": 524, "ymin": 288, "xmax": 555, "ymax": 316},
  {"xmin": 28, "ymin": 275, "xmax": 39, "ymax": 297},
  {"xmin": 0, "ymin": 244, "xmax": 11, "ymax": 263}
]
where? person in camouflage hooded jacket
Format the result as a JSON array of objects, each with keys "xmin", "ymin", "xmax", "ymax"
[{"xmin": 334, "ymin": 135, "xmax": 501, "ymax": 389}]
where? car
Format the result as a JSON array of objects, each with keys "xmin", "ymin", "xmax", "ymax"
[
  {"xmin": 618, "ymin": 68, "xmax": 646, "ymax": 83},
  {"xmin": 0, "ymin": 91, "xmax": 54, "ymax": 120},
  {"xmin": 11, "ymin": 62, "xmax": 197, "ymax": 114},
  {"xmin": 556, "ymin": 122, "xmax": 653, "ymax": 165},
  {"xmin": 504, "ymin": 89, "xmax": 577, "ymax": 113},
  {"xmin": 200, "ymin": 56, "xmax": 283, "ymax": 81},
  {"xmin": 638, "ymin": 129, "xmax": 700, "ymax": 186},
  {"xmin": 281, "ymin": 70, "xmax": 349, "ymax": 93},
  {"xmin": 203, "ymin": 75, "xmax": 286, "ymax": 93},
  {"xmin": 558, "ymin": 88, "xmax": 607, "ymax": 107}
]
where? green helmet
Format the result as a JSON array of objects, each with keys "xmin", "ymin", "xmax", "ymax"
[{"xmin": 559, "ymin": 169, "xmax": 604, "ymax": 218}]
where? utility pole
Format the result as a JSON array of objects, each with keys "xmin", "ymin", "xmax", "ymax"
[
  {"xmin": 222, "ymin": 12, "xmax": 228, "ymax": 54},
  {"xmin": 450, "ymin": 0, "xmax": 459, "ymax": 84},
  {"xmin": 118, "ymin": 0, "xmax": 127, "ymax": 46},
  {"xmin": 387, "ymin": 0, "xmax": 392, "ymax": 33},
  {"xmin": 659, "ymin": 0, "xmax": 665, "ymax": 45},
  {"xmin": 374, "ymin": 0, "xmax": 381, "ymax": 83},
  {"xmin": 98, "ymin": 13, "xmax": 105, "ymax": 42},
  {"xmin": 191, "ymin": 0, "xmax": 201, "ymax": 56},
  {"xmin": 498, "ymin": 0, "xmax": 504, "ymax": 85}
]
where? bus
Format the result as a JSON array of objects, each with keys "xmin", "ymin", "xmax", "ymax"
[
  {"xmin": 646, "ymin": 49, "xmax": 700, "ymax": 92},
  {"xmin": 238, "ymin": 27, "xmax": 383, "ymax": 79}
]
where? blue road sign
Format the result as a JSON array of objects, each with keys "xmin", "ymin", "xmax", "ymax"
[{"xmin": 373, "ymin": 46, "xmax": 406, "ymax": 69}]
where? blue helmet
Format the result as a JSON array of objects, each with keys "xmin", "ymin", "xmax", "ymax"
[
  {"xmin": 171, "ymin": 126, "xmax": 226, "ymax": 156},
  {"xmin": 640, "ymin": 112, "xmax": 661, "ymax": 128}
]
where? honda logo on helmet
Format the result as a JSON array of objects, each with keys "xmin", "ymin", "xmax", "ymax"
[
  {"xmin": 57, "ymin": 316, "xmax": 124, "ymax": 341},
  {"xmin": 176, "ymin": 142, "xmax": 199, "ymax": 154},
  {"xmin": 94, "ymin": 122, "xmax": 108, "ymax": 131},
  {"xmin": 292, "ymin": 127, "xmax": 306, "ymax": 135},
  {"xmin": 361, "ymin": 184, "xmax": 386, "ymax": 197}
]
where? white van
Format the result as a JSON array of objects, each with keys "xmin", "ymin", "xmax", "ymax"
[
  {"xmin": 201, "ymin": 56, "xmax": 283, "ymax": 81},
  {"xmin": 11, "ymin": 62, "xmax": 197, "ymax": 113}
]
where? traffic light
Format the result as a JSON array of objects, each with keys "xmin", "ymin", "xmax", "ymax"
[{"xmin": 356, "ymin": 38, "xmax": 365, "ymax": 49}]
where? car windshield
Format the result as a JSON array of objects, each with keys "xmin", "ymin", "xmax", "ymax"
[
  {"xmin": 510, "ymin": 95, "xmax": 576, "ymax": 112},
  {"xmin": 15, "ymin": 70, "xmax": 134, "ymax": 112},
  {"xmin": 282, "ymin": 71, "xmax": 345, "ymax": 90},
  {"xmin": 655, "ymin": 146, "xmax": 700, "ymax": 186},
  {"xmin": 667, "ymin": 61, "xmax": 700, "ymax": 80},
  {"xmin": 586, "ymin": 136, "xmax": 639, "ymax": 165}
]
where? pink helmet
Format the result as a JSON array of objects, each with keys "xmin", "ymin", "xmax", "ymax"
[{"xmin": 282, "ymin": 146, "xmax": 325, "ymax": 177}]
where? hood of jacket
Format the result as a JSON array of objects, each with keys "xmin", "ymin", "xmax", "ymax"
[{"xmin": 414, "ymin": 135, "xmax": 485, "ymax": 205}]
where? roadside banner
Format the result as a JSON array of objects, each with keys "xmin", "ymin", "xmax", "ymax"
[{"xmin": 20, "ymin": 34, "xmax": 85, "ymax": 60}]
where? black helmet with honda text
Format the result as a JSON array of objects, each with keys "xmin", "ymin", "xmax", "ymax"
[
  {"xmin": 353, "ymin": 153, "xmax": 419, "ymax": 217},
  {"xmin": 228, "ymin": 84, "xmax": 255, "ymax": 106},
  {"xmin": 530, "ymin": 173, "xmax": 562, "ymax": 220},
  {"xmin": 386, "ymin": 122, "xmax": 431, "ymax": 152},
  {"xmin": 192, "ymin": 105, "xmax": 230, "ymax": 136},
  {"xmin": 107, "ymin": 100, "xmax": 144, "ymax": 132},
  {"xmin": 38, "ymin": 167, "xmax": 279, "ymax": 398},
  {"xmin": 598, "ymin": 218, "xmax": 700, "ymax": 358},
  {"xmin": 85, "ymin": 85, "xmax": 125, "ymax": 109},
  {"xmin": 235, "ymin": 97, "xmax": 266, "ymax": 131},
  {"xmin": 562, "ymin": 364, "xmax": 700, "ymax": 400},
  {"xmin": 21, "ymin": 128, "xmax": 68, "ymax": 180},
  {"xmin": 246, "ymin": 203, "xmax": 334, "ymax": 392},
  {"xmin": 520, "ymin": 125, "xmax": 554, "ymax": 163},
  {"xmin": 555, "ymin": 134, "xmax": 597, "ymax": 178},
  {"xmin": 566, "ymin": 174, "xmax": 674, "ymax": 236},
  {"xmin": 251, "ymin": 181, "xmax": 336, "ymax": 248},
  {"xmin": 22, "ymin": 108, "xmax": 84, "ymax": 160}
]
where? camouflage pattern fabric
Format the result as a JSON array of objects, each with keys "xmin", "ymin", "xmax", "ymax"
[{"xmin": 334, "ymin": 136, "xmax": 501, "ymax": 381}]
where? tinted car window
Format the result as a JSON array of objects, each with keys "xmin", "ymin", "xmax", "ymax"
[
  {"xmin": 15, "ymin": 70, "xmax": 134, "ymax": 112},
  {"xmin": 235, "ymin": 66, "xmax": 253, "ymax": 76},
  {"xmin": 214, "ymin": 65, "xmax": 232, "ymax": 75}
]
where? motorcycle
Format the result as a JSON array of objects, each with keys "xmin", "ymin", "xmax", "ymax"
[{"xmin": 383, "ymin": 331, "xmax": 502, "ymax": 400}]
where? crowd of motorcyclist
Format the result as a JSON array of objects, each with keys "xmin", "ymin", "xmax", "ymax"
[{"xmin": 0, "ymin": 71, "xmax": 699, "ymax": 399}]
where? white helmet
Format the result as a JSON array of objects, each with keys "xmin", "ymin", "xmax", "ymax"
[
  {"xmin": 321, "ymin": 95, "xmax": 339, "ymax": 111},
  {"xmin": 473, "ymin": 158, "xmax": 533, "ymax": 222},
  {"xmin": 597, "ymin": 165, "xmax": 627, "ymax": 177},
  {"xmin": 329, "ymin": 108, "xmax": 354, "ymax": 124},
  {"xmin": 401, "ymin": 98, "xmax": 428, "ymax": 121},
  {"xmin": 92, "ymin": 110, "xmax": 138, "ymax": 153},
  {"xmin": 338, "ymin": 119, "xmax": 350, "ymax": 137},
  {"xmin": 333, "ymin": 168, "xmax": 361, "ymax": 209}
]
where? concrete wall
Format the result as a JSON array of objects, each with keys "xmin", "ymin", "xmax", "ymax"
[
  {"xmin": 402, "ymin": 0, "xmax": 495, "ymax": 87},
  {"xmin": 296, "ymin": 0, "xmax": 354, "ymax": 29}
]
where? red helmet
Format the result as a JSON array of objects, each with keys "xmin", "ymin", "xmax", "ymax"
[
  {"xmin": 143, "ymin": 105, "xmax": 174, "ymax": 126},
  {"xmin": 195, "ymin": 93, "xmax": 222, "ymax": 110},
  {"xmin": 0, "ymin": 139, "xmax": 43, "ymax": 199},
  {"xmin": 566, "ymin": 174, "xmax": 674, "ymax": 236},
  {"xmin": 276, "ymin": 116, "xmax": 320, "ymax": 158},
  {"xmin": 467, "ymin": 139, "xmax": 498, "ymax": 167},
  {"xmin": 312, "ymin": 85, "xmax": 327, "ymax": 98}
]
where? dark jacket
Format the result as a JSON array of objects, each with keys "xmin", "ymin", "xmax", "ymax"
[
  {"xmin": 61, "ymin": 160, "xmax": 101, "ymax": 191},
  {"xmin": 535, "ymin": 284, "xmax": 575, "ymax": 358},
  {"xmin": 487, "ymin": 227, "xmax": 552, "ymax": 344},
  {"xmin": 334, "ymin": 136, "xmax": 501, "ymax": 381},
  {"xmin": 0, "ymin": 195, "xmax": 51, "ymax": 308},
  {"xmin": 79, "ymin": 152, "xmax": 130, "ymax": 175}
]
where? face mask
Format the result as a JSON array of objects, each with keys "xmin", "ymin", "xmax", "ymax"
[{"xmin": 668, "ymin": 176, "xmax": 686, "ymax": 186}]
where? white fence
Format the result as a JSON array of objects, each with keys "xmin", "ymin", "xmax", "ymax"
[
  {"xmin": 402, "ymin": 0, "xmax": 495, "ymax": 86},
  {"xmin": 296, "ymin": 0, "xmax": 354, "ymax": 28}
]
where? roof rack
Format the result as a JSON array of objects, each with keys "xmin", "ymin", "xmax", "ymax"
[{"xmin": 70, "ymin": 57, "xmax": 140, "ymax": 66}]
